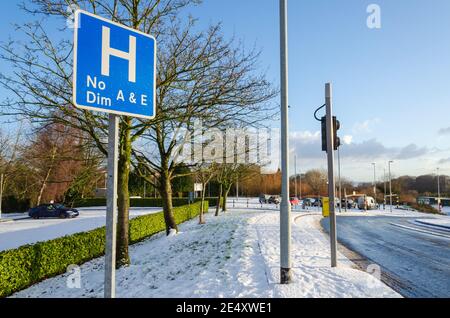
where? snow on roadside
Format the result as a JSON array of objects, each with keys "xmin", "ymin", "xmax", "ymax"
[
  {"xmin": 11, "ymin": 206, "xmax": 400, "ymax": 298},
  {"xmin": 414, "ymin": 218, "xmax": 450, "ymax": 229}
]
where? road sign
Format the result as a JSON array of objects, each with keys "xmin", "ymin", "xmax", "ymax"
[
  {"xmin": 72, "ymin": 10, "xmax": 157, "ymax": 299},
  {"xmin": 73, "ymin": 10, "xmax": 156, "ymax": 119}
]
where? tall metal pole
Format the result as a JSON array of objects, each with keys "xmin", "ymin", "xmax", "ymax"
[
  {"xmin": 344, "ymin": 188, "xmax": 347, "ymax": 212},
  {"xmin": 294, "ymin": 155, "xmax": 298, "ymax": 198},
  {"xmin": 326, "ymin": 83, "xmax": 338, "ymax": 268},
  {"xmin": 389, "ymin": 161, "xmax": 393, "ymax": 212},
  {"xmin": 279, "ymin": 0, "xmax": 292, "ymax": 284},
  {"xmin": 437, "ymin": 168, "xmax": 441, "ymax": 210},
  {"xmin": 372, "ymin": 163, "xmax": 376, "ymax": 203},
  {"xmin": 383, "ymin": 168, "xmax": 387, "ymax": 210},
  {"xmin": 338, "ymin": 147, "xmax": 342, "ymax": 212},
  {"xmin": 105, "ymin": 114, "xmax": 119, "ymax": 298},
  {"xmin": 0, "ymin": 173, "xmax": 3, "ymax": 219},
  {"xmin": 299, "ymin": 170, "xmax": 302, "ymax": 200}
]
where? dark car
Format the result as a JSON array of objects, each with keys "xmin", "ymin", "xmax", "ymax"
[
  {"xmin": 268, "ymin": 196, "xmax": 281, "ymax": 205},
  {"xmin": 259, "ymin": 194, "xmax": 271, "ymax": 204},
  {"xmin": 303, "ymin": 198, "xmax": 314, "ymax": 207},
  {"xmin": 341, "ymin": 199, "xmax": 356, "ymax": 209},
  {"xmin": 28, "ymin": 204, "xmax": 79, "ymax": 219}
]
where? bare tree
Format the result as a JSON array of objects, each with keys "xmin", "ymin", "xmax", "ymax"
[
  {"xmin": 0, "ymin": 0, "xmax": 276, "ymax": 264},
  {"xmin": 0, "ymin": 0, "xmax": 206, "ymax": 267},
  {"xmin": 304, "ymin": 169, "xmax": 328, "ymax": 198},
  {"xmin": 194, "ymin": 162, "xmax": 217, "ymax": 224},
  {"xmin": 132, "ymin": 20, "xmax": 277, "ymax": 233}
]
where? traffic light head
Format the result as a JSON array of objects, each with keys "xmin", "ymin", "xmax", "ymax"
[
  {"xmin": 321, "ymin": 116, "xmax": 341, "ymax": 152},
  {"xmin": 321, "ymin": 116, "xmax": 327, "ymax": 152},
  {"xmin": 333, "ymin": 117, "xmax": 341, "ymax": 151}
]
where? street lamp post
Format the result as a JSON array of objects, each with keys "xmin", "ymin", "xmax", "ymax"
[
  {"xmin": 383, "ymin": 168, "xmax": 387, "ymax": 210},
  {"xmin": 0, "ymin": 173, "xmax": 3, "ymax": 219},
  {"xmin": 295, "ymin": 155, "xmax": 298, "ymax": 198},
  {"xmin": 279, "ymin": 0, "xmax": 292, "ymax": 284},
  {"xmin": 338, "ymin": 147, "xmax": 342, "ymax": 212},
  {"xmin": 299, "ymin": 171, "xmax": 302, "ymax": 200},
  {"xmin": 437, "ymin": 168, "xmax": 441, "ymax": 211},
  {"xmin": 388, "ymin": 161, "xmax": 394, "ymax": 212},
  {"xmin": 372, "ymin": 163, "xmax": 376, "ymax": 204}
]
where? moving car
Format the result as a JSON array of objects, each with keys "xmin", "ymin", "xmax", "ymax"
[{"xmin": 28, "ymin": 204, "xmax": 79, "ymax": 219}]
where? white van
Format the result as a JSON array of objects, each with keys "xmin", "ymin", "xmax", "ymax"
[{"xmin": 357, "ymin": 196, "xmax": 377, "ymax": 210}]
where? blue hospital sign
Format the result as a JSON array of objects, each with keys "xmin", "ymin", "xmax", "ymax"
[{"xmin": 73, "ymin": 10, "xmax": 156, "ymax": 119}]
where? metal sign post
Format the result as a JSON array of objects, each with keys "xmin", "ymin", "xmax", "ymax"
[
  {"xmin": 104, "ymin": 114, "xmax": 119, "ymax": 297},
  {"xmin": 325, "ymin": 83, "xmax": 338, "ymax": 268},
  {"xmin": 279, "ymin": 0, "xmax": 292, "ymax": 284},
  {"xmin": 0, "ymin": 173, "xmax": 3, "ymax": 219},
  {"xmin": 73, "ymin": 10, "xmax": 156, "ymax": 298}
]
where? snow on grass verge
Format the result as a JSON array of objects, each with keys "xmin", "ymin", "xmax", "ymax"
[{"xmin": 11, "ymin": 208, "xmax": 400, "ymax": 298}]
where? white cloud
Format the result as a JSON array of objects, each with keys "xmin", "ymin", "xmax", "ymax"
[
  {"xmin": 352, "ymin": 118, "xmax": 381, "ymax": 134},
  {"xmin": 290, "ymin": 130, "xmax": 320, "ymax": 144},
  {"xmin": 342, "ymin": 135, "xmax": 353, "ymax": 145}
]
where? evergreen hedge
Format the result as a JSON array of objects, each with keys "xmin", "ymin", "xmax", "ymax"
[
  {"xmin": 73, "ymin": 197, "xmax": 218, "ymax": 208},
  {"xmin": 0, "ymin": 201, "xmax": 208, "ymax": 298}
]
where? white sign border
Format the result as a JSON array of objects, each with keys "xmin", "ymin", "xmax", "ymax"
[{"xmin": 73, "ymin": 9, "xmax": 157, "ymax": 120}]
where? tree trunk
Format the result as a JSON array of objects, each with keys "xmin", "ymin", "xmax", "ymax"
[
  {"xmin": 222, "ymin": 185, "xmax": 232, "ymax": 212},
  {"xmin": 199, "ymin": 184, "xmax": 206, "ymax": 224},
  {"xmin": 37, "ymin": 147, "xmax": 57, "ymax": 206},
  {"xmin": 36, "ymin": 167, "xmax": 51, "ymax": 206},
  {"xmin": 160, "ymin": 173, "xmax": 178, "ymax": 235},
  {"xmin": 215, "ymin": 183, "xmax": 223, "ymax": 216},
  {"xmin": 116, "ymin": 118, "xmax": 131, "ymax": 268}
]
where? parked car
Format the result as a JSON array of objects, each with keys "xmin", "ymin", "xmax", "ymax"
[
  {"xmin": 340, "ymin": 198, "xmax": 356, "ymax": 209},
  {"xmin": 289, "ymin": 197, "xmax": 300, "ymax": 206},
  {"xmin": 259, "ymin": 194, "xmax": 271, "ymax": 204},
  {"xmin": 357, "ymin": 196, "xmax": 377, "ymax": 210},
  {"xmin": 28, "ymin": 204, "xmax": 79, "ymax": 219},
  {"xmin": 302, "ymin": 198, "xmax": 314, "ymax": 207},
  {"xmin": 313, "ymin": 198, "xmax": 322, "ymax": 207},
  {"xmin": 268, "ymin": 196, "xmax": 281, "ymax": 205}
]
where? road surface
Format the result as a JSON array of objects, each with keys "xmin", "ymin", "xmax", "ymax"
[{"xmin": 321, "ymin": 216, "xmax": 450, "ymax": 298}]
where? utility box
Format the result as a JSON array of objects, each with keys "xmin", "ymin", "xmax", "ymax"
[{"xmin": 322, "ymin": 197, "xmax": 330, "ymax": 217}]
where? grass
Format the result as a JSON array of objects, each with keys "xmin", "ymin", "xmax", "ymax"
[{"xmin": 409, "ymin": 203, "xmax": 442, "ymax": 215}]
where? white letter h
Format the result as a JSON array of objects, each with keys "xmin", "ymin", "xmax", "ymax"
[{"xmin": 101, "ymin": 26, "xmax": 137, "ymax": 83}]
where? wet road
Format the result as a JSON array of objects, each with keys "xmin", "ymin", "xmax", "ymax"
[{"xmin": 321, "ymin": 216, "xmax": 450, "ymax": 298}]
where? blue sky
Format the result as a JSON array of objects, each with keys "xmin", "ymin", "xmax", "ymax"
[{"xmin": 1, "ymin": 0, "xmax": 450, "ymax": 182}]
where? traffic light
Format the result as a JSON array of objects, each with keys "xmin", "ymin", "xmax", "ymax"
[
  {"xmin": 321, "ymin": 116, "xmax": 327, "ymax": 152},
  {"xmin": 333, "ymin": 116, "xmax": 341, "ymax": 151},
  {"xmin": 321, "ymin": 116, "xmax": 341, "ymax": 152}
]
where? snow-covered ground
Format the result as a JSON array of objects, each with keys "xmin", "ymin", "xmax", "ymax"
[
  {"xmin": 0, "ymin": 213, "xmax": 30, "ymax": 221},
  {"xmin": 333, "ymin": 205, "xmax": 449, "ymax": 219},
  {"xmin": 11, "ymin": 199, "xmax": 400, "ymax": 298},
  {"xmin": 438, "ymin": 206, "xmax": 450, "ymax": 216},
  {"xmin": 414, "ymin": 218, "xmax": 450, "ymax": 229},
  {"xmin": 0, "ymin": 207, "xmax": 162, "ymax": 252}
]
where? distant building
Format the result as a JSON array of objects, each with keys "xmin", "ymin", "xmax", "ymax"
[{"xmin": 417, "ymin": 196, "xmax": 450, "ymax": 207}]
